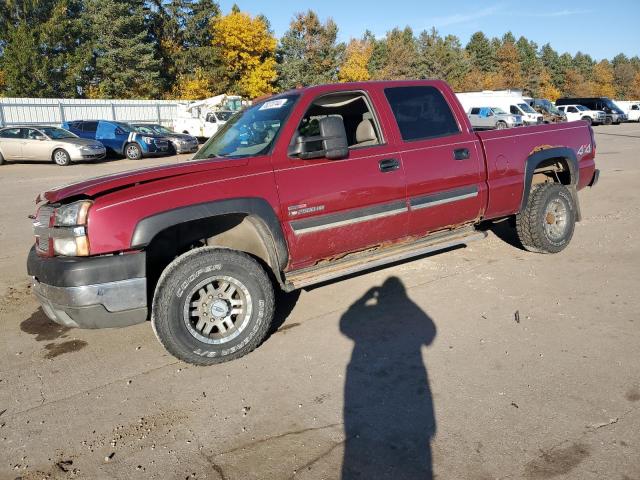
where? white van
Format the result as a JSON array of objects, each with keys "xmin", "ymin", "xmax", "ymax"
[
  {"xmin": 614, "ymin": 100, "xmax": 640, "ymax": 122},
  {"xmin": 456, "ymin": 90, "xmax": 543, "ymax": 126}
]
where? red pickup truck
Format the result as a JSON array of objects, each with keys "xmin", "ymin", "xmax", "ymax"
[{"xmin": 27, "ymin": 80, "xmax": 599, "ymax": 365}]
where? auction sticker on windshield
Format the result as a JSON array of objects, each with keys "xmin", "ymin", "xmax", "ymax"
[{"xmin": 259, "ymin": 99, "xmax": 288, "ymax": 110}]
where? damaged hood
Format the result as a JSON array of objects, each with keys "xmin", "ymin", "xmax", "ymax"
[{"xmin": 39, "ymin": 158, "xmax": 248, "ymax": 204}]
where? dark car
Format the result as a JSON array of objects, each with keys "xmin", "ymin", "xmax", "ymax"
[
  {"xmin": 556, "ymin": 97, "xmax": 627, "ymax": 125},
  {"xmin": 62, "ymin": 120, "xmax": 170, "ymax": 159},
  {"xmin": 131, "ymin": 124, "xmax": 199, "ymax": 154}
]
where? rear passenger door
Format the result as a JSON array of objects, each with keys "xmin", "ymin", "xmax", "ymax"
[
  {"xmin": 0, "ymin": 128, "xmax": 26, "ymax": 159},
  {"xmin": 382, "ymin": 84, "xmax": 486, "ymax": 237}
]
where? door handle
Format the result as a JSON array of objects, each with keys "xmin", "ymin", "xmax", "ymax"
[
  {"xmin": 453, "ymin": 148, "xmax": 470, "ymax": 160},
  {"xmin": 379, "ymin": 158, "xmax": 400, "ymax": 172}
]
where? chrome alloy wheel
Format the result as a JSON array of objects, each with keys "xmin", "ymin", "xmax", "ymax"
[
  {"xmin": 54, "ymin": 150, "xmax": 70, "ymax": 165},
  {"xmin": 126, "ymin": 144, "xmax": 141, "ymax": 159},
  {"xmin": 182, "ymin": 276, "xmax": 252, "ymax": 344},
  {"xmin": 544, "ymin": 198, "xmax": 568, "ymax": 241}
]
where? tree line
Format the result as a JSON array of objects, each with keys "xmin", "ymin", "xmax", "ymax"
[{"xmin": 1, "ymin": 0, "xmax": 639, "ymax": 101}]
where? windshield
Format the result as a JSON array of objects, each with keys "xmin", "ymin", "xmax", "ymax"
[
  {"xmin": 518, "ymin": 103, "xmax": 536, "ymax": 114},
  {"xmin": 491, "ymin": 107, "xmax": 507, "ymax": 114},
  {"xmin": 603, "ymin": 99, "xmax": 623, "ymax": 114},
  {"xmin": 216, "ymin": 111, "xmax": 233, "ymax": 122},
  {"xmin": 39, "ymin": 127, "xmax": 77, "ymax": 139},
  {"xmin": 112, "ymin": 121, "xmax": 134, "ymax": 133},
  {"xmin": 194, "ymin": 95, "xmax": 298, "ymax": 159},
  {"xmin": 133, "ymin": 125, "xmax": 158, "ymax": 135}
]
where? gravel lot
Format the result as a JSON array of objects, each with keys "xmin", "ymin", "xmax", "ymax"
[{"xmin": 1, "ymin": 124, "xmax": 639, "ymax": 479}]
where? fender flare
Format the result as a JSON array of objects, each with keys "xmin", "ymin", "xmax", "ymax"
[
  {"xmin": 130, "ymin": 197, "xmax": 288, "ymax": 271},
  {"xmin": 521, "ymin": 147, "xmax": 579, "ymax": 212}
]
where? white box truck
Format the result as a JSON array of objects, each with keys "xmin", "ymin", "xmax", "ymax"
[
  {"xmin": 614, "ymin": 100, "xmax": 640, "ymax": 122},
  {"xmin": 456, "ymin": 90, "xmax": 543, "ymax": 126}
]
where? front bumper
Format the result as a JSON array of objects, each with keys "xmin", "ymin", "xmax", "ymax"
[
  {"xmin": 69, "ymin": 149, "xmax": 107, "ymax": 161},
  {"xmin": 173, "ymin": 140, "xmax": 199, "ymax": 154},
  {"xmin": 27, "ymin": 247, "xmax": 147, "ymax": 329}
]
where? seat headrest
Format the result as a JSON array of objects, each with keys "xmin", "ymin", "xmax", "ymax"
[{"xmin": 356, "ymin": 119, "xmax": 376, "ymax": 143}]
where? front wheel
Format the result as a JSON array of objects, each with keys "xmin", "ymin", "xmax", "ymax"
[
  {"xmin": 496, "ymin": 121, "xmax": 507, "ymax": 130},
  {"xmin": 0, "ymin": 151, "xmax": 5, "ymax": 165},
  {"xmin": 604, "ymin": 116, "xmax": 613, "ymax": 125},
  {"xmin": 152, "ymin": 248, "xmax": 275, "ymax": 365},
  {"xmin": 515, "ymin": 183, "xmax": 576, "ymax": 254},
  {"xmin": 52, "ymin": 149, "xmax": 71, "ymax": 166},
  {"xmin": 581, "ymin": 116, "xmax": 593, "ymax": 126},
  {"xmin": 125, "ymin": 142, "xmax": 142, "ymax": 160}
]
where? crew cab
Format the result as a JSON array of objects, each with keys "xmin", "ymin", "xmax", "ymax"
[
  {"xmin": 63, "ymin": 120, "xmax": 170, "ymax": 160},
  {"xmin": 27, "ymin": 80, "xmax": 599, "ymax": 365}
]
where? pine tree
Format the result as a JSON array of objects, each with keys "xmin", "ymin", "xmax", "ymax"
[
  {"xmin": 416, "ymin": 29, "xmax": 469, "ymax": 88},
  {"xmin": 86, "ymin": 0, "xmax": 161, "ymax": 99},
  {"xmin": 276, "ymin": 10, "xmax": 343, "ymax": 90},
  {"xmin": 466, "ymin": 32, "xmax": 496, "ymax": 73},
  {"xmin": 376, "ymin": 27, "xmax": 417, "ymax": 80}
]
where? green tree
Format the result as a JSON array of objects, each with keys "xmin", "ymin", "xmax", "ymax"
[
  {"xmin": 86, "ymin": 0, "xmax": 161, "ymax": 98},
  {"xmin": 276, "ymin": 10, "xmax": 343, "ymax": 90},
  {"xmin": 0, "ymin": 0, "xmax": 90, "ymax": 97},
  {"xmin": 516, "ymin": 36, "xmax": 541, "ymax": 95},
  {"xmin": 375, "ymin": 27, "xmax": 417, "ymax": 80},
  {"xmin": 415, "ymin": 28, "xmax": 469, "ymax": 89},
  {"xmin": 466, "ymin": 31, "xmax": 496, "ymax": 73}
]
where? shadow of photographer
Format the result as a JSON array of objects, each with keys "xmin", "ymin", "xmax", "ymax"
[{"xmin": 340, "ymin": 276, "xmax": 437, "ymax": 479}]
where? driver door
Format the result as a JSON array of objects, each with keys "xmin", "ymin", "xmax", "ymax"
[{"xmin": 271, "ymin": 88, "xmax": 409, "ymax": 271}]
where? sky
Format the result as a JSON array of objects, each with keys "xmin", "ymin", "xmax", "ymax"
[{"xmin": 219, "ymin": 0, "xmax": 640, "ymax": 60}]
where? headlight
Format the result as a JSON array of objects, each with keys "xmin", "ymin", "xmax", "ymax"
[
  {"xmin": 142, "ymin": 136, "xmax": 154, "ymax": 144},
  {"xmin": 54, "ymin": 200, "xmax": 91, "ymax": 226},
  {"xmin": 52, "ymin": 201, "xmax": 92, "ymax": 256}
]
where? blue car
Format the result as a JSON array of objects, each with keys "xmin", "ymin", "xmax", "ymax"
[{"xmin": 62, "ymin": 120, "xmax": 170, "ymax": 160}]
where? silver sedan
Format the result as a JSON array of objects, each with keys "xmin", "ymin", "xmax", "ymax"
[{"xmin": 0, "ymin": 126, "xmax": 106, "ymax": 166}]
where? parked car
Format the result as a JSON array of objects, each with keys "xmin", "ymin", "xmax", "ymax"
[
  {"xmin": 613, "ymin": 100, "xmax": 640, "ymax": 122},
  {"xmin": 131, "ymin": 123, "xmax": 199, "ymax": 154},
  {"xmin": 556, "ymin": 97, "xmax": 627, "ymax": 125},
  {"xmin": 467, "ymin": 106, "xmax": 523, "ymax": 130},
  {"xmin": 457, "ymin": 90, "xmax": 544, "ymax": 125},
  {"xmin": 525, "ymin": 98, "xmax": 567, "ymax": 123},
  {"xmin": 62, "ymin": 120, "xmax": 170, "ymax": 160},
  {"xmin": 0, "ymin": 125, "xmax": 105, "ymax": 166},
  {"xmin": 28, "ymin": 80, "xmax": 598, "ymax": 365},
  {"xmin": 556, "ymin": 105, "xmax": 606, "ymax": 125}
]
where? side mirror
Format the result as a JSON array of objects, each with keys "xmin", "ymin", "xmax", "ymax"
[{"xmin": 288, "ymin": 116, "xmax": 349, "ymax": 160}]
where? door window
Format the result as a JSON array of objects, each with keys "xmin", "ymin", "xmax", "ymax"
[
  {"xmin": 385, "ymin": 86, "xmax": 459, "ymax": 141},
  {"xmin": 82, "ymin": 121, "xmax": 98, "ymax": 132},
  {"xmin": 292, "ymin": 92, "xmax": 382, "ymax": 157},
  {"xmin": 0, "ymin": 128, "xmax": 23, "ymax": 138},
  {"xmin": 25, "ymin": 129, "xmax": 43, "ymax": 140},
  {"xmin": 568, "ymin": 106, "xmax": 578, "ymax": 113}
]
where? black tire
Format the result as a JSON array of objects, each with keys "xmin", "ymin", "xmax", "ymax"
[
  {"xmin": 152, "ymin": 247, "xmax": 275, "ymax": 365},
  {"xmin": 0, "ymin": 151, "xmax": 5, "ymax": 165},
  {"xmin": 604, "ymin": 116, "xmax": 613, "ymax": 125},
  {"xmin": 581, "ymin": 116, "xmax": 592, "ymax": 126},
  {"xmin": 52, "ymin": 149, "xmax": 71, "ymax": 166},
  {"xmin": 125, "ymin": 142, "xmax": 142, "ymax": 160},
  {"xmin": 515, "ymin": 183, "xmax": 576, "ymax": 254},
  {"xmin": 496, "ymin": 121, "xmax": 507, "ymax": 130}
]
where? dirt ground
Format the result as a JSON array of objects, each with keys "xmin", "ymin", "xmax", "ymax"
[{"xmin": 0, "ymin": 124, "xmax": 639, "ymax": 479}]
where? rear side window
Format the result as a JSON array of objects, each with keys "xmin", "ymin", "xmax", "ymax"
[
  {"xmin": 384, "ymin": 86, "xmax": 459, "ymax": 141},
  {"xmin": 470, "ymin": 108, "xmax": 480, "ymax": 115},
  {"xmin": 82, "ymin": 121, "xmax": 98, "ymax": 132},
  {"xmin": 0, "ymin": 128, "xmax": 23, "ymax": 138}
]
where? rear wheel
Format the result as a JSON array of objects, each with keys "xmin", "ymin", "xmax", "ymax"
[
  {"xmin": 52, "ymin": 149, "xmax": 71, "ymax": 166},
  {"xmin": 496, "ymin": 121, "xmax": 507, "ymax": 130},
  {"xmin": 125, "ymin": 143, "xmax": 142, "ymax": 160},
  {"xmin": 0, "ymin": 151, "xmax": 5, "ymax": 165},
  {"xmin": 152, "ymin": 247, "xmax": 275, "ymax": 365},
  {"xmin": 515, "ymin": 183, "xmax": 576, "ymax": 254}
]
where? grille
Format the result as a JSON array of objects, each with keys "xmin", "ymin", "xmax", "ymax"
[{"xmin": 34, "ymin": 205, "xmax": 54, "ymax": 253}]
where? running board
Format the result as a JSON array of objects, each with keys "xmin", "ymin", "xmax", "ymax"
[{"xmin": 284, "ymin": 226, "xmax": 487, "ymax": 290}]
